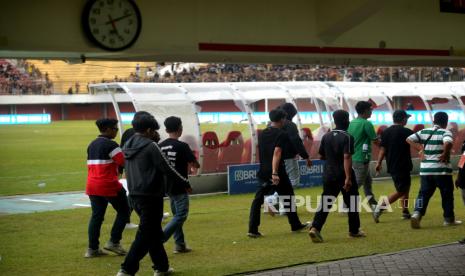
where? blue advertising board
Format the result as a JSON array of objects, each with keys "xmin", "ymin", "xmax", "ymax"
[
  {"xmin": 227, "ymin": 160, "xmax": 325, "ymax": 195},
  {"xmin": 0, "ymin": 114, "xmax": 51, "ymax": 125}
]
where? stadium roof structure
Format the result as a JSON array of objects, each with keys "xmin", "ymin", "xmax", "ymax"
[{"xmin": 2, "ymin": 1, "xmax": 465, "ymax": 66}]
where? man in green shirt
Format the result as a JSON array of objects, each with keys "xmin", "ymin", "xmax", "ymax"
[{"xmin": 348, "ymin": 101, "xmax": 379, "ymax": 207}]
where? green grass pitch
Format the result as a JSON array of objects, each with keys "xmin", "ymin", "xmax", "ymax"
[{"xmin": 1, "ymin": 121, "xmax": 465, "ymax": 275}]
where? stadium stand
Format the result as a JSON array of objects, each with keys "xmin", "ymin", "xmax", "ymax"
[
  {"xmin": 0, "ymin": 59, "xmax": 51, "ymax": 95},
  {"xmin": 2, "ymin": 60, "xmax": 464, "ymax": 94},
  {"xmin": 132, "ymin": 63, "xmax": 465, "ymax": 84},
  {"xmin": 26, "ymin": 60, "xmax": 156, "ymax": 93}
]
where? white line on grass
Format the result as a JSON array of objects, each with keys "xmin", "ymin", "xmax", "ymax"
[
  {"xmin": 72, "ymin": 204, "xmax": 91, "ymax": 207},
  {"xmin": 20, "ymin": 198, "xmax": 53, "ymax": 203},
  {"xmin": 0, "ymin": 171, "xmax": 82, "ymax": 179}
]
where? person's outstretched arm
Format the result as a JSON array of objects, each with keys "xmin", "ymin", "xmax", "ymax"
[{"xmin": 271, "ymin": 146, "xmax": 282, "ymax": 185}]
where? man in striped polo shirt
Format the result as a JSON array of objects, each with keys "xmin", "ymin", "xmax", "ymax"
[{"xmin": 407, "ymin": 112, "xmax": 462, "ymax": 229}]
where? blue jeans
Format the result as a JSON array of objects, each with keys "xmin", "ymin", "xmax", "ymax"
[
  {"xmin": 414, "ymin": 175, "xmax": 455, "ymax": 221},
  {"xmin": 163, "ymin": 193, "xmax": 189, "ymax": 248}
]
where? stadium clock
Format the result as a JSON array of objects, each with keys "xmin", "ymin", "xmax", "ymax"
[{"xmin": 82, "ymin": 0, "xmax": 142, "ymax": 51}]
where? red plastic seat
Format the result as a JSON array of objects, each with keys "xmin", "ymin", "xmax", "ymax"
[
  {"xmin": 241, "ymin": 129, "xmax": 263, "ymax": 164},
  {"xmin": 309, "ymin": 127, "xmax": 330, "ymax": 159},
  {"xmin": 410, "ymin": 124, "xmax": 425, "ymax": 158},
  {"xmin": 453, "ymin": 127, "xmax": 465, "ymax": 156},
  {"xmin": 201, "ymin": 131, "xmax": 220, "ymax": 173},
  {"xmin": 218, "ymin": 131, "xmax": 244, "ymax": 171},
  {"xmin": 372, "ymin": 125, "xmax": 387, "ymax": 160},
  {"xmin": 412, "ymin": 124, "xmax": 425, "ymax": 133},
  {"xmin": 301, "ymin": 127, "xmax": 314, "ymax": 159},
  {"xmin": 448, "ymin": 122, "xmax": 461, "ymax": 155}
]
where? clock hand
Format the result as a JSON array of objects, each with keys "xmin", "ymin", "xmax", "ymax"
[
  {"xmin": 108, "ymin": 15, "xmax": 119, "ymax": 34},
  {"xmin": 105, "ymin": 13, "xmax": 132, "ymax": 25}
]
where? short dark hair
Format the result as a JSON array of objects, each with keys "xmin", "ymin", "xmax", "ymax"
[
  {"xmin": 269, "ymin": 108, "xmax": 287, "ymax": 122},
  {"xmin": 355, "ymin": 101, "xmax": 372, "ymax": 115},
  {"xmin": 433, "ymin": 112, "xmax": 448, "ymax": 126},
  {"xmin": 164, "ymin": 116, "xmax": 182, "ymax": 133},
  {"xmin": 332, "ymin": 110, "xmax": 349, "ymax": 127},
  {"xmin": 279, "ymin": 103, "xmax": 297, "ymax": 120},
  {"xmin": 133, "ymin": 111, "xmax": 152, "ymax": 119},
  {"xmin": 95, "ymin": 118, "xmax": 118, "ymax": 132},
  {"xmin": 132, "ymin": 113, "xmax": 159, "ymax": 133}
]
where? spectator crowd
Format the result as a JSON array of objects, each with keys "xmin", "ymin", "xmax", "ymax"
[
  {"xmin": 114, "ymin": 63, "xmax": 465, "ymax": 84},
  {"xmin": 0, "ymin": 59, "xmax": 464, "ymax": 95},
  {"xmin": 0, "ymin": 59, "xmax": 53, "ymax": 95}
]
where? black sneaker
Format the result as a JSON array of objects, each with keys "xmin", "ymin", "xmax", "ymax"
[
  {"xmin": 458, "ymin": 238, "xmax": 465, "ymax": 244},
  {"xmin": 292, "ymin": 221, "xmax": 311, "ymax": 232},
  {"xmin": 173, "ymin": 246, "xmax": 192, "ymax": 254},
  {"xmin": 401, "ymin": 211, "xmax": 411, "ymax": 220},
  {"xmin": 247, "ymin": 232, "xmax": 263, "ymax": 238}
]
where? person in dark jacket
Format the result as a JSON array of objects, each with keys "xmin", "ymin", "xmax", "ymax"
[
  {"xmin": 309, "ymin": 110, "xmax": 365, "ymax": 243},
  {"xmin": 118, "ymin": 113, "xmax": 173, "ymax": 276},
  {"xmin": 85, "ymin": 118, "xmax": 129, "ymax": 258},
  {"xmin": 119, "ymin": 111, "xmax": 154, "ymax": 230},
  {"xmin": 278, "ymin": 103, "xmax": 312, "ymax": 187},
  {"xmin": 248, "ymin": 109, "xmax": 309, "ymax": 238}
]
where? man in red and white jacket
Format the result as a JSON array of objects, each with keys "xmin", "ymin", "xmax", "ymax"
[{"xmin": 85, "ymin": 118, "xmax": 130, "ymax": 258}]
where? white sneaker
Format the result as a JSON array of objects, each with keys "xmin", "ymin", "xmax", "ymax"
[
  {"xmin": 116, "ymin": 269, "xmax": 132, "ymax": 276},
  {"xmin": 411, "ymin": 212, "xmax": 421, "ymax": 229},
  {"xmin": 154, "ymin": 267, "xmax": 174, "ymax": 276},
  {"xmin": 104, "ymin": 241, "xmax": 127, "ymax": 255},
  {"xmin": 444, "ymin": 220, "xmax": 463, "ymax": 226},
  {"xmin": 84, "ymin": 248, "xmax": 108, "ymax": 258},
  {"xmin": 125, "ymin": 223, "xmax": 139, "ymax": 229},
  {"xmin": 162, "ymin": 212, "xmax": 170, "ymax": 221},
  {"xmin": 372, "ymin": 206, "xmax": 381, "ymax": 223}
]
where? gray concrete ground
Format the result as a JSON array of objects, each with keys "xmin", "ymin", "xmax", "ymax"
[{"xmin": 250, "ymin": 243, "xmax": 465, "ymax": 276}]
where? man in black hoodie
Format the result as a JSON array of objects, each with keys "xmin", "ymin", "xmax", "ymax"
[
  {"xmin": 118, "ymin": 113, "xmax": 173, "ymax": 276},
  {"xmin": 278, "ymin": 103, "xmax": 312, "ymax": 187}
]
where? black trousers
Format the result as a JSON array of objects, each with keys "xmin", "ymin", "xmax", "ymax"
[
  {"xmin": 88, "ymin": 187, "xmax": 130, "ymax": 250},
  {"xmin": 312, "ymin": 176, "xmax": 360, "ymax": 234},
  {"xmin": 121, "ymin": 195, "xmax": 169, "ymax": 274},
  {"xmin": 248, "ymin": 178, "xmax": 302, "ymax": 233}
]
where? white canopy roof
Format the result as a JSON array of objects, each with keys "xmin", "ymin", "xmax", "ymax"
[{"xmin": 91, "ymin": 81, "xmax": 465, "ymax": 106}]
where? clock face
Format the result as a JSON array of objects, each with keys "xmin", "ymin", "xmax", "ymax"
[{"xmin": 82, "ymin": 0, "xmax": 142, "ymax": 51}]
